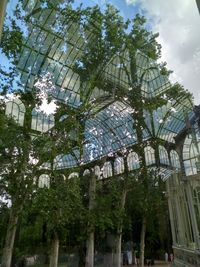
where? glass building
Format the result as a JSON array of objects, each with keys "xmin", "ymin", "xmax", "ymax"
[{"xmin": 1, "ymin": 1, "xmax": 200, "ymax": 266}]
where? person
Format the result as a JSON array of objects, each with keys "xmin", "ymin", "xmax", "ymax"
[
  {"xmin": 123, "ymin": 251, "xmax": 128, "ymax": 265},
  {"xmin": 127, "ymin": 250, "xmax": 132, "ymax": 265},
  {"xmin": 133, "ymin": 250, "xmax": 137, "ymax": 265},
  {"xmin": 135, "ymin": 250, "xmax": 139, "ymax": 266},
  {"xmin": 147, "ymin": 259, "xmax": 151, "ymax": 266},
  {"xmin": 165, "ymin": 252, "xmax": 168, "ymax": 263},
  {"xmin": 170, "ymin": 253, "xmax": 174, "ymax": 262}
]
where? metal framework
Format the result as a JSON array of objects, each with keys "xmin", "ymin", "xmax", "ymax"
[{"xmin": 1, "ymin": 1, "xmax": 200, "ymax": 266}]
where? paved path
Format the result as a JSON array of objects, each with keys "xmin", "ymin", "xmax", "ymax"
[
  {"xmin": 124, "ymin": 261, "xmax": 171, "ymax": 267},
  {"xmin": 152, "ymin": 261, "xmax": 171, "ymax": 266},
  {"xmin": 33, "ymin": 260, "xmax": 172, "ymax": 267}
]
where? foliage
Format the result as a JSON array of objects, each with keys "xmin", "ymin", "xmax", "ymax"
[{"xmin": 0, "ymin": 0, "xmax": 193, "ymax": 265}]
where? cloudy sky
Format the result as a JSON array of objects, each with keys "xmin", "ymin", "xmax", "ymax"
[
  {"xmin": 3, "ymin": 0, "xmax": 200, "ymax": 104},
  {"xmin": 94, "ymin": 0, "xmax": 200, "ymax": 104}
]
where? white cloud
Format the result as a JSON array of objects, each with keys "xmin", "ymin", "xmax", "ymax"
[
  {"xmin": 37, "ymin": 98, "xmax": 57, "ymax": 115},
  {"xmin": 34, "ymin": 73, "xmax": 58, "ymax": 115},
  {"xmin": 137, "ymin": 0, "xmax": 200, "ymax": 104},
  {"xmin": 125, "ymin": 0, "xmax": 138, "ymax": 5}
]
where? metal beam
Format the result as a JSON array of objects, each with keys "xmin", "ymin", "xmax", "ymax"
[
  {"xmin": 197, "ymin": 0, "xmax": 200, "ymax": 14},
  {"xmin": 0, "ymin": 0, "xmax": 7, "ymax": 43}
]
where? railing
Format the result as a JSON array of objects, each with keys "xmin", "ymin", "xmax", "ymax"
[{"xmin": 173, "ymin": 246, "xmax": 200, "ymax": 267}]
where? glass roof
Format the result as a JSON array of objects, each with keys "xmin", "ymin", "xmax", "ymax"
[{"xmin": 1, "ymin": 0, "xmax": 195, "ymax": 173}]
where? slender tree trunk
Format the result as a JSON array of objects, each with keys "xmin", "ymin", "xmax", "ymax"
[
  {"xmin": 114, "ymin": 189, "xmax": 127, "ymax": 267},
  {"xmin": 85, "ymin": 231, "xmax": 95, "ymax": 267},
  {"xmin": 139, "ymin": 216, "xmax": 146, "ymax": 267},
  {"xmin": 1, "ymin": 208, "xmax": 19, "ymax": 267},
  {"xmin": 85, "ymin": 172, "xmax": 96, "ymax": 267},
  {"xmin": 115, "ymin": 229, "xmax": 122, "ymax": 267},
  {"xmin": 49, "ymin": 231, "xmax": 59, "ymax": 267}
]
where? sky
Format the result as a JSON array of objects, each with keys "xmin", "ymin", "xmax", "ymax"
[
  {"xmin": 2, "ymin": 0, "xmax": 200, "ymax": 105},
  {"xmin": 94, "ymin": 0, "xmax": 200, "ymax": 105}
]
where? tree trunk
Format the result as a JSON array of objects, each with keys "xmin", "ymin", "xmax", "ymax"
[
  {"xmin": 85, "ymin": 172, "xmax": 96, "ymax": 267},
  {"xmin": 115, "ymin": 230, "xmax": 122, "ymax": 267},
  {"xmin": 1, "ymin": 208, "xmax": 19, "ymax": 267},
  {"xmin": 114, "ymin": 189, "xmax": 127, "ymax": 267},
  {"xmin": 85, "ymin": 231, "xmax": 95, "ymax": 267},
  {"xmin": 49, "ymin": 232, "xmax": 59, "ymax": 267},
  {"xmin": 139, "ymin": 216, "xmax": 146, "ymax": 267}
]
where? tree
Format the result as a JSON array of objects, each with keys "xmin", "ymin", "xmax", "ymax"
[
  {"xmin": 71, "ymin": 5, "xmax": 129, "ymax": 266},
  {"xmin": 71, "ymin": 6, "xmax": 174, "ymax": 267},
  {"xmin": 0, "ymin": 1, "xmax": 193, "ymax": 267},
  {"xmin": 0, "ymin": 94, "xmax": 43, "ymax": 267},
  {"xmin": 31, "ymin": 172, "xmax": 83, "ymax": 267}
]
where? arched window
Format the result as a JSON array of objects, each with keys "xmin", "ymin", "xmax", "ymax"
[
  {"xmin": 183, "ymin": 133, "xmax": 200, "ymax": 176},
  {"xmin": 5, "ymin": 99, "xmax": 25, "ymax": 126},
  {"xmin": 159, "ymin": 145, "xmax": 169, "ymax": 165},
  {"xmin": 127, "ymin": 151, "xmax": 140, "ymax": 171},
  {"xmin": 59, "ymin": 114, "xmax": 68, "ymax": 122},
  {"xmin": 83, "ymin": 169, "xmax": 90, "ymax": 176},
  {"xmin": 68, "ymin": 172, "xmax": 79, "ymax": 179},
  {"xmin": 170, "ymin": 150, "xmax": 180, "ymax": 169},
  {"xmin": 38, "ymin": 174, "xmax": 50, "ymax": 188},
  {"xmin": 31, "ymin": 108, "xmax": 54, "ymax": 132},
  {"xmin": 103, "ymin": 162, "xmax": 112, "ymax": 178},
  {"xmin": 145, "ymin": 146, "xmax": 155, "ymax": 166},
  {"xmin": 114, "ymin": 157, "xmax": 124, "ymax": 175},
  {"xmin": 94, "ymin": 165, "xmax": 101, "ymax": 179}
]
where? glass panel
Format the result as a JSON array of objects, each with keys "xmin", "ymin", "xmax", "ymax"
[
  {"xmin": 159, "ymin": 145, "xmax": 169, "ymax": 165},
  {"xmin": 5, "ymin": 99, "xmax": 25, "ymax": 126},
  {"xmin": 114, "ymin": 157, "xmax": 124, "ymax": 175},
  {"xmin": 127, "ymin": 151, "xmax": 140, "ymax": 171},
  {"xmin": 38, "ymin": 174, "xmax": 50, "ymax": 188},
  {"xmin": 145, "ymin": 146, "xmax": 155, "ymax": 166},
  {"xmin": 170, "ymin": 150, "xmax": 181, "ymax": 169},
  {"xmin": 103, "ymin": 162, "xmax": 112, "ymax": 178}
]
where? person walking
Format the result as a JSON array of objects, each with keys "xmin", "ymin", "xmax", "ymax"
[
  {"xmin": 170, "ymin": 253, "xmax": 174, "ymax": 263},
  {"xmin": 165, "ymin": 252, "xmax": 168, "ymax": 263}
]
